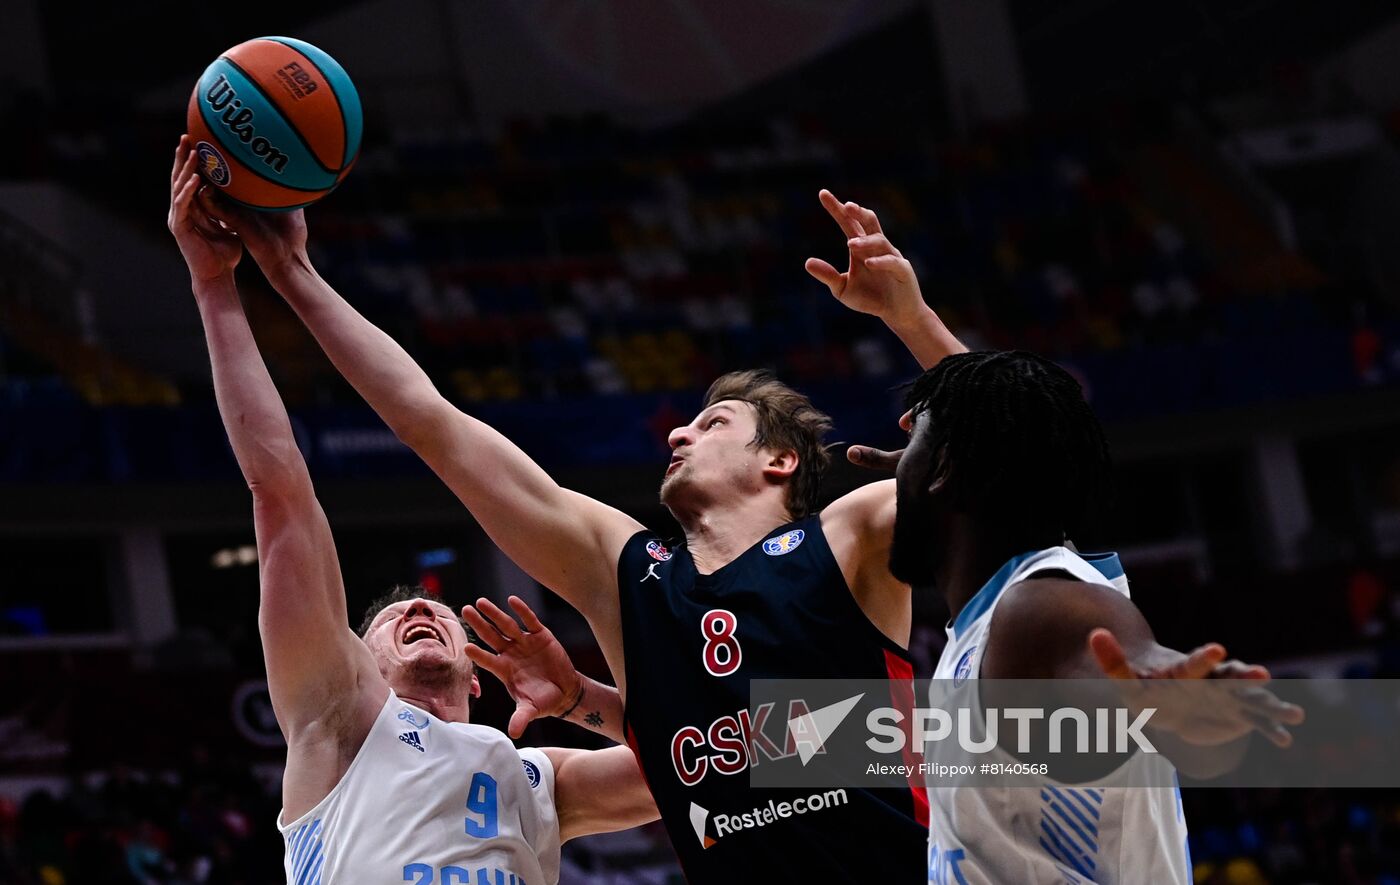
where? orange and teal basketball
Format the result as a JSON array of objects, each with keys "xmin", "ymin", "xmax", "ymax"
[{"xmin": 186, "ymin": 37, "xmax": 362, "ymax": 211}]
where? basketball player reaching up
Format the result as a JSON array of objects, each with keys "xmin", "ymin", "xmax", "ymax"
[
  {"xmin": 197, "ymin": 157, "xmax": 960, "ymax": 881},
  {"xmin": 457, "ymin": 593, "xmax": 631, "ymax": 745},
  {"xmin": 168, "ymin": 138, "xmax": 656, "ymax": 884},
  {"xmin": 859, "ymin": 350, "xmax": 1305, "ymax": 884}
]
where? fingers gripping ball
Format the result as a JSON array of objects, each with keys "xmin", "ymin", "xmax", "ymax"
[{"xmin": 186, "ymin": 37, "xmax": 362, "ymax": 211}]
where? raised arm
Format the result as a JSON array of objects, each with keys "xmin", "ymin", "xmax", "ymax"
[
  {"xmin": 197, "ymin": 199, "xmax": 643, "ymax": 623},
  {"xmin": 806, "ymin": 189, "xmax": 967, "ymax": 370},
  {"xmin": 807, "ymin": 191, "xmax": 964, "ymax": 641},
  {"xmin": 544, "ymin": 745, "xmax": 659, "ymax": 842},
  {"xmin": 983, "ymin": 577, "xmax": 1305, "ymax": 777},
  {"xmin": 169, "ymin": 139, "xmax": 381, "ymax": 759},
  {"xmin": 822, "ymin": 478, "xmax": 909, "ymax": 647}
]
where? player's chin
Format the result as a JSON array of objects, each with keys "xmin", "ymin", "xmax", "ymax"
[
  {"xmin": 659, "ymin": 472, "xmax": 684, "ymax": 504},
  {"xmin": 397, "ymin": 649, "xmax": 458, "ymax": 682},
  {"xmin": 889, "ymin": 535, "xmax": 938, "ymax": 586}
]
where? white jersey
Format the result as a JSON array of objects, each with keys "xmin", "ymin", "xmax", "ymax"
[
  {"xmin": 928, "ymin": 547, "xmax": 1191, "ymax": 885},
  {"xmin": 278, "ymin": 690, "xmax": 560, "ymax": 885}
]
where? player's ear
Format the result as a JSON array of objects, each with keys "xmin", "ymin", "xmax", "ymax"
[
  {"xmin": 927, "ymin": 446, "xmax": 953, "ymax": 497},
  {"xmin": 762, "ymin": 448, "xmax": 799, "ymax": 481},
  {"xmin": 469, "ymin": 672, "xmax": 482, "ymax": 699}
]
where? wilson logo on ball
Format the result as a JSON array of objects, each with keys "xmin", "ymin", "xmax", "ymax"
[
  {"xmin": 187, "ymin": 36, "xmax": 362, "ymax": 210},
  {"xmin": 204, "ymin": 74, "xmax": 290, "ymax": 174}
]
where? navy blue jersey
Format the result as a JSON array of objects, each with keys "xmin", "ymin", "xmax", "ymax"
[{"xmin": 618, "ymin": 514, "xmax": 928, "ymax": 882}]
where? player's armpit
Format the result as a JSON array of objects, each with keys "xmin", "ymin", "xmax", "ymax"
[
  {"xmin": 821, "ymin": 479, "xmax": 910, "ymax": 647},
  {"xmin": 545, "ymin": 745, "xmax": 659, "ymax": 842},
  {"xmin": 823, "ymin": 477, "xmax": 898, "ymax": 546},
  {"xmin": 254, "ymin": 493, "xmax": 386, "ymax": 740}
]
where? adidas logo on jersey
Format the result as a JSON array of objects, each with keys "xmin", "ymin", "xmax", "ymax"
[{"xmin": 399, "ymin": 731, "xmax": 425, "ymax": 752}]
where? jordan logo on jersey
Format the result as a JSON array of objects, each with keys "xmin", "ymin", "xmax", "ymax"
[{"xmin": 399, "ymin": 731, "xmax": 424, "ymax": 752}]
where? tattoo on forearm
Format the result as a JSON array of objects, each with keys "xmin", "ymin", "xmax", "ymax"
[{"xmin": 584, "ymin": 711, "xmax": 603, "ymax": 728}]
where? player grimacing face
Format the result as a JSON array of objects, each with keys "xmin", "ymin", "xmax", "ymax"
[
  {"xmin": 362, "ymin": 598, "xmax": 479, "ymax": 698},
  {"xmin": 660, "ymin": 400, "xmax": 774, "ymax": 512}
]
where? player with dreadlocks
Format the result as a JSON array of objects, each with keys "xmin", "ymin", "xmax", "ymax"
[
  {"xmin": 887, "ymin": 350, "xmax": 1113, "ymax": 563},
  {"xmin": 852, "ymin": 350, "xmax": 1304, "ymax": 884}
]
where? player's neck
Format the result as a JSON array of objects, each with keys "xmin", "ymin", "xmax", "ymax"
[
  {"xmin": 680, "ymin": 498, "xmax": 793, "ymax": 575},
  {"xmin": 396, "ymin": 689, "xmax": 471, "ymax": 725},
  {"xmin": 938, "ymin": 527, "xmax": 1024, "ymax": 625}
]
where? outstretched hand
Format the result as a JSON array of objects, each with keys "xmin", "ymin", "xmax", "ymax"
[
  {"xmin": 805, "ymin": 189, "xmax": 924, "ymax": 327},
  {"xmin": 168, "ymin": 136, "xmax": 241, "ymax": 282},
  {"xmin": 1089, "ymin": 628, "xmax": 1305, "ymax": 749},
  {"xmin": 461, "ymin": 596, "xmax": 583, "ymax": 739},
  {"xmin": 194, "ymin": 182, "xmax": 309, "ymax": 277}
]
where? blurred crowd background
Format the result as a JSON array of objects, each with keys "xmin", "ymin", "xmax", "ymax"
[{"xmin": 4, "ymin": 0, "xmax": 1400, "ymax": 882}]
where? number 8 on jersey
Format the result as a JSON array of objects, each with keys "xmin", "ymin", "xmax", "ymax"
[{"xmin": 701, "ymin": 609, "xmax": 742, "ymax": 677}]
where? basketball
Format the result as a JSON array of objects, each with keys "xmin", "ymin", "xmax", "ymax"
[{"xmin": 185, "ymin": 37, "xmax": 362, "ymax": 211}]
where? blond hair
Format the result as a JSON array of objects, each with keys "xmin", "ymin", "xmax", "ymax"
[{"xmin": 703, "ymin": 370, "xmax": 833, "ymax": 518}]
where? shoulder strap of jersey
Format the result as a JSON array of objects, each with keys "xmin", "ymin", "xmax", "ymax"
[{"xmin": 1019, "ymin": 548, "xmax": 1128, "ymax": 597}]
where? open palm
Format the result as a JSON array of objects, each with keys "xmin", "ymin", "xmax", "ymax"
[
  {"xmin": 804, "ymin": 188, "xmax": 923, "ymax": 324},
  {"xmin": 461, "ymin": 596, "xmax": 581, "ymax": 738},
  {"xmin": 1089, "ymin": 629, "xmax": 1304, "ymax": 748}
]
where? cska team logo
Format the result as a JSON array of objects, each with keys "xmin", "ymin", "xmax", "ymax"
[{"xmin": 646, "ymin": 540, "xmax": 673, "ymax": 561}]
